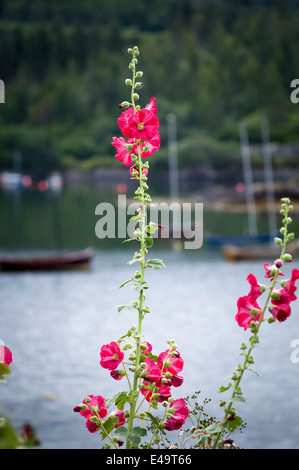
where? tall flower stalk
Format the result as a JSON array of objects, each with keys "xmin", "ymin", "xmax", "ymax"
[
  {"xmin": 74, "ymin": 46, "xmax": 189, "ymax": 449},
  {"xmin": 207, "ymin": 198, "xmax": 299, "ymax": 449}
]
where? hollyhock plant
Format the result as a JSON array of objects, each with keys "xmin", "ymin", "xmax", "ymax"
[{"xmin": 74, "ymin": 44, "xmax": 299, "ymax": 451}]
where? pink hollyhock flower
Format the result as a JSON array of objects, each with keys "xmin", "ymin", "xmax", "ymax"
[
  {"xmin": 164, "ymin": 398, "xmax": 189, "ymax": 431},
  {"xmin": 271, "ymin": 303, "xmax": 291, "ymax": 322},
  {"xmin": 145, "ymin": 97, "xmax": 157, "ymax": 114},
  {"xmin": 79, "ymin": 395, "xmax": 108, "ymax": 419},
  {"xmin": 169, "ymin": 374, "xmax": 184, "ymax": 388},
  {"xmin": 112, "ymin": 136, "xmax": 137, "ymax": 167},
  {"xmin": 127, "ymin": 108, "xmax": 159, "ymax": 141},
  {"xmin": 0, "ymin": 346, "xmax": 13, "ymax": 374},
  {"xmin": 235, "ymin": 274, "xmax": 263, "ymax": 330},
  {"xmin": 117, "ymin": 107, "xmax": 135, "ymax": 137},
  {"xmin": 158, "ymin": 349, "xmax": 184, "ymax": 375},
  {"xmin": 235, "ymin": 295, "xmax": 262, "ymax": 330},
  {"xmin": 141, "ymin": 341, "xmax": 152, "ymax": 355},
  {"xmin": 100, "ymin": 341, "xmax": 124, "ymax": 370},
  {"xmin": 143, "ymin": 357, "xmax": 162, "ymax": 383},
  {"xmin": 110, "ymin": 370, "xmax": 124, "ymax": 381},
  {"xmin": 86, "ymin": 418, "xmax": 99, "ymax": 433},
  {"xmin": 141, "ymin": 134, "xmax": 161, "ymax": 158},
  {"xmin": 264, "ymin": 263, "xmax": 284, "ymax": 281},
  {"xmin": 110, "ymin": 409, "xmax": 126, "ymax": 428},
  {"xmin": 141, "ymin": 381, "xmax": 172, "ymax": 403},
  {"xmin": 270, "ymin": 268, "xmax": 299, "ymax": 322}
]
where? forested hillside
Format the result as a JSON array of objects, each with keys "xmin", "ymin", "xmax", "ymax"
[{"xmin": 0, "ymin": 0, "xmax": 299, "ymax": 172}]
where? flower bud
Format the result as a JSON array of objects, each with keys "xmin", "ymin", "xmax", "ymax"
[
  {"xmin": 135, "ymin": 82, "xmax": 143, "ymax": 89},
  {"xmin": 275, "ymin": 259, "xmax": 283, "ymax": 268},
  {"xmin": 283, "ymin": 253, "xmax": 292, "ymax": 262},
  {"xmin": 136, "ymin": 71, "xmax": 143, "ymax": 78},
  {"xmin": 125, "ymin": 79, "xmax": 132, "ymax": 86},
  {"xmin": 133, "ymin": 93, "xmax": 140, "ymax": 101},
  {"xmin": 119, "ymin": 100, "xmax": 130, "ymax": 108}
]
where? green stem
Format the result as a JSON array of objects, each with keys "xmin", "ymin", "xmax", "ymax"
[
  {"xmin": 126, "ymin": 148, "xmax": 147, "ymax": 448},
  {"xmin": 212, "ymin": 211, "xmax": 290, "ymax": 449}
]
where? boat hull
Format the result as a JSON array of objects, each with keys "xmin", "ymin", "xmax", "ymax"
[{"xmin": 0, "ymin": 248, "xmax": 94, "ymax": 271}]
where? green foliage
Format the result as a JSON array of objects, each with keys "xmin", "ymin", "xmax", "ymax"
[{"xmin": 0, "ymin": 1, "xmax": 299, "ymax": 171}]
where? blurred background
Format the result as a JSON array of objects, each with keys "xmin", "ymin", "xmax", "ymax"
[{"xmin": 0, "ymin": 0, "xmax": 299, "ymax": 449}]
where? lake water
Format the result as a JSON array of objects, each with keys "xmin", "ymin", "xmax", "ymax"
[{"xmin": 1, "ymin": 246, "xmax": 299, "ymax": 449}]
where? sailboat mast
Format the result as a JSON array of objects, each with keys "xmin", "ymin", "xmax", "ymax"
[
  {"xmin": 166, "ymin": 113, "xmax": 179, "ymax": 203},
  {"xmin": 261, "ymin": 115, "xmax": 277, "ymax": 238},
  {"xmin": 238, "ymin": 119, "xmax": 258, "ymax": 236}
]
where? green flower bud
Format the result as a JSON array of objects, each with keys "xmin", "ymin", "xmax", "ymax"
[
  {"xmin": 133, "ymin": 93, "xmax": 140, "ymax": 100},
  {"xmin": 283, "ymin": 253, "xmax": 293, "ymax": 262},
  {"xmin": 136, "ymin": 71, "xmax": 143, "ymax": 78}
]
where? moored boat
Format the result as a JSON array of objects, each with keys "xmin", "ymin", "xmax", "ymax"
[{"xmin": 0, "ymin": 247, "xmax": 94, "ymax": 271}]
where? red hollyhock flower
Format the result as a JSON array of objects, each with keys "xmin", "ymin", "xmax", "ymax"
[
  {"xmin": 141, "ymin": 381, "xmax": 172, "ymax": 403},
  {"xmin": 264, "ymin": 263, "xmax": 284, "ymax": 281},
  {"xmin": 127, "ymin": 108, "xmax": 159, "ymax": 141},
  {"xmin": 164, "ymin": 398, "xmax": 189, "ymax": 431},
  {"xmin": 141, "ymin": 134, "xmax": 160, "ymax": 157},
  {"xmin": 270, "ymin": 268, "xmax": 299, "ymax": 322},
  {"xmin": 271, "ymin": 303, "xmax": 291, "ymax": 322},
  {"xmin": 79, "ymin": 395, "xmax": 108, "ymax": 419},
  {"xmin": 145, "ymin": 97, "xmax": 157, "ymax": 114},
  {"xmin": 141, "ymin": 341, "xmax": 152, "ymax": 355},
  {"xmin": 235, "ymin": 274, "xmax": 263, "ymax": 330},
  {"xmin": 110, "ymin": 409, "xmax": 126, "ymax": 428},
  {"xmin": 158, "ymin": 349, "xmax": 184, "ymax": 375},
  {"xmin": 110, "ymin": 369, "xmax": 124, "ymax": 381},
  {"xmin": 86, "ymin": 418, "xmax": 99, "ymax": 433},
  {"xmin": 169, "ymin": 374, "xmax": 184, "ymax": 387},
  {"xmin": 143, "ymin": 357, "xmax": 162, "ymax": 383},
  {"xmin": 0, "ymin": 345, "xmax": 13, "ymax": 374},
  {"xmin": 112, "ymin": 136, "xmax": 137, "ymax": 167},
  {"xmin": 117, "ymin": 107, "xmax": 135, "ymax": 137},
  {"xmin": 100, "ymin": 342, "xmax": 124, "ymax": 370}
]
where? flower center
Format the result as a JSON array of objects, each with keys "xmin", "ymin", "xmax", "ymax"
[
  {"xmin": 137, "ymin": 122, "xmax": 145, "ymax": 130},
  {"xmin": 113, "ymin": 353, "xmax": 119, "ymax": 361}
]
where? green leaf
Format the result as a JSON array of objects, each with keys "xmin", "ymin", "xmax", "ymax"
[
  {"xmin": 146, "ymin": 259, "xmax": 166, "ymax": 270},
  {"xmin": 205, "ymin": 424, "xmax": 221, "ymax": 435},
  {"xmin": 105, "ymin": 392, "xmax": 127, "ymax": 410},
  {"xmin": 101, "ymin": 416, "xmax": 118, "ymax": 439},
  {"xmin": 219, "ymin": 383, "xmax": 231, "ymax": 393},
  {"xmin": 133, "ymin": 281, "xmax": 149, "ymax": 291},
  {"xmin": 145, "ymin": 412, "xmax": 160, "ymax": 427},
  {"xmin": 225, "ymin": 415, "xmax": 243, "ymax": 433},
  {"xmin": 144, "ymin": 236, "xmax": 154, "ymax": 248},
  {"xmin": 131, "ymin": 427, "xmax": 147, "ymax": 437},
  {"xmin": 230, "ymin": 396, "xmax": 247, "ymax": 403},
  {"xmin": 117, "ymin": 301, "xmax": 138, "ymax": 313},
  {"xmin": 117, "ymin": 426, "xmax": 129, "ymax": 437}
]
